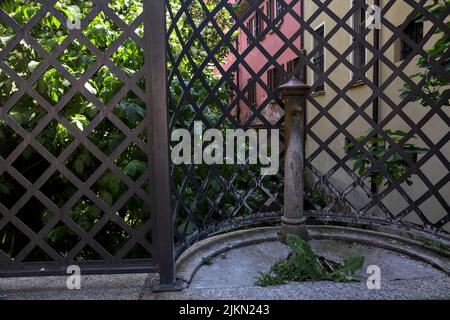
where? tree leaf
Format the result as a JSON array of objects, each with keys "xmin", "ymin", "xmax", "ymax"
[{"xmin": 28, "ymin": 60, "xmax": 41, "ymax": 73}]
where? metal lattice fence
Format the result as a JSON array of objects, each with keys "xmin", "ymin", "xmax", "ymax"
[
  {"xmin": 0, "ymin": 0, "xmax": 449, "ymax": 282},
  {"xmin": 302, "ymin": 0, "xmax": 450, "ymax": 240},
  {"xmin": 0, "ymin": 0, "xmax": 174, "ymax": 277},
  {"xmin": 168, "ymin": 0, "xmax": 450, "ymax": 256}
]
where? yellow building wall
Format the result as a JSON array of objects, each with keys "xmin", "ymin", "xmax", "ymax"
[{"xmin": 303, "ymin": 0, "xmax": 449, "ymax": 231}]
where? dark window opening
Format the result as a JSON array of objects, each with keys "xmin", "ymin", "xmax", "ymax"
[
  {"xmin": 353, "ymin": 1, "xmax": 366, "ymax": 77},
  {"xmin": 247, "ymin": 18, "xmax": 254, "ymax": 47},
  {"xmin": 287, "ymin": 57, "xmax": 306, "ymax": 82},
  {"xmin": 247, "ymin": 79, "xmax": 257, "ymax": 105},
  {"xmin": 276, "ymin": 0, "xmax": 284, "ymax": 17},
  {"xmin": 268, "ymin": 68, "xmax": 275, "ymax": 91},
  {"xmin": 401, "ymin": 20, "xmax": 424, "ymax": 60},
  {"xmin": 255, "ymin": 12, "xmax": 263, "ymax": 37},
  {"xmin": 255, "ymin": 14, "xmax": 259, "ymax": 37},
  {"xmin": 274, "ymin": 0, "xmax": 284, "ymax": 27},
  {"xmin": 267, "ymin": 0, "xmax": 274, "ymax": 21},
  {"xmin": 286, "ymin": 58, "xmax": 299, "ymax": 74},
  {"xmin": 267, "ymin": 66, "xmax": 283, "ymax": 98},
  {"xmin": 313, "ymin": 25, "xmax": 325, "ymax": 92}
]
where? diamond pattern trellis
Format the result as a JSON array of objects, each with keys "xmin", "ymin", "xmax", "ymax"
[
  {"xmin": 0, "ymin": 0, "xmax": 156, "ymax": 276},
  {"xmin": 0, "ymin": 0, "xmax": 449, "ymax": 279},
  {"xmin": 4, "ymin": 40, "xmax": 43, "ymax": 79},
  {"xmin": 302, "ymin": 0, "xmax": 450, "ymax": 238},
  {"xmin": 169, "ymin": 0, "xmax": 450, "ymax": 256},
  {"xmin": 169, "ymin": 0, "xmax": 301, "ymax": 253}
]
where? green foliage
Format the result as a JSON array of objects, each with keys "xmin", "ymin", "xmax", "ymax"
[
  {"xmin": 255, "ymin": 235, "xmax": 365, "ymax": 287},
  {"xmin": 0, "ymin": 178, "xmax": 13, "ymax": 195},
  {"xmin": 166, "ymin": 0, "xmax": 283, "ymax": 240},
  {"xmin": 0, "ymin": 0, "xmax": 149, "ymax": 259},
  {"xmin": 167, "ymin": 0, "xmax": 237, "ymax": 127},
  {"xmin": 308, "ymin": 187, "xmax": 331, "ymax": 208},
  {"xmin": 0, "ymin": 0, "xmax": 260, "ymax": 258},
  {"xmin": 400, "ymin": 0, "xmax": 450, "ymax": 107},
  {"xmin": 344, "ymin": 130, "xmax": 428, "ymax": 187}
]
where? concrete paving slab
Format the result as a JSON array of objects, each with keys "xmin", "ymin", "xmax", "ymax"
[{"xmin": 0, "ymin": 273, "xmax": 151, "ymax": 300}]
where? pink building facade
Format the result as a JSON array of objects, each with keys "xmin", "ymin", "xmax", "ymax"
[{"xmin": 223, "ymin": 0, "xmax": 303, "ymax": 126}]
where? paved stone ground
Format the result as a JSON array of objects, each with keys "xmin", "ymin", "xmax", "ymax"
[
  {"xmin": 1, "ymin": 239, "xmax": 449, "ymax": 300},
  {"xmin": 145, "ymin": 240, "xmax": 450, "ymax": 300},
  {"xmin": 0, "ymin": 273, "xmax": 149, "ymax": 300}
]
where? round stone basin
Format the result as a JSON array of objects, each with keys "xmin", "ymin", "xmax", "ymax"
[{"xmin": 150, "ymin": 226, "xmax": 450, "ymax": 300}]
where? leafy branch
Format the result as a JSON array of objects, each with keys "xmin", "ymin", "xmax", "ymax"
[
  {"xmin": 344, "ymin": 129, "xmax": 429, "ymax": 187},
  {"xmin": 256, "ymin": 234, "xmax": 365, "ymax": 287},
  {"xmin": 400, "ymin": 0, "xmax": 450, "ymax": 107}
]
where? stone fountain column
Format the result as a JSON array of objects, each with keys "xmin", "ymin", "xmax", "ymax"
[{"xmin": 278, "ymin": 77, "xmax": 310, "ymax": 242}]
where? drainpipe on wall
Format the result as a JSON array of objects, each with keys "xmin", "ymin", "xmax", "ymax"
[
  {"xmin": 236, "ymin": 35, "xmax": 241, "ymax": 124},
  {"xmin": 371, "ymin": 0, "xmax": 381, "ymax": 194},
  {"xmin": 300, "ymin": 0, "xmax": 304, "ymax": 50},
  {"xmin": 299, "ymin": 0, "xmax": 306, "ymax": 160}
]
